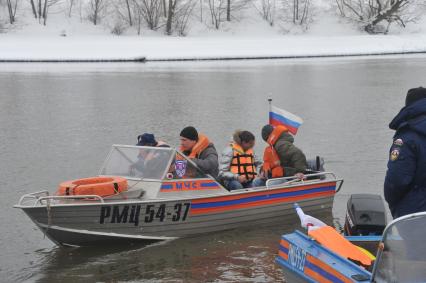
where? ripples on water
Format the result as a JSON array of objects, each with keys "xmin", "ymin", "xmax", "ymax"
[
  {"xmin": 2, "ymin": 56, "xmax": 426, "ymax": 282},
  {"xmin": 24, "ymin": 225, "xmax": 294, "ymax": 282}
]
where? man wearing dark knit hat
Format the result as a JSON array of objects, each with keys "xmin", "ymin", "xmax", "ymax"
[
  {"xmin": 179, "ymin": 126, "xmax": 219, "ymax": 178},
  {"xmin": 384, "ymin": 87, "xmax": 426, "ymax": 218}
]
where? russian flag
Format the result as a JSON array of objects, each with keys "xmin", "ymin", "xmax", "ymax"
[{"xmin": 269, "ymin": 105, "xmax": 303, "ymax": 135}]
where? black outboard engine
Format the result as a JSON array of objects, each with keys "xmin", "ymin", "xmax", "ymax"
[
  {"xmin": 305, "ymin": 156, "xmax": 325, "ymax": 180},
  {"xmin": 344, "ymin": 194, "xmax": 386, "ymax": 236},
  {"xmin": 306, "ymin": 156, "xmax": 325, "ymax": 172}
]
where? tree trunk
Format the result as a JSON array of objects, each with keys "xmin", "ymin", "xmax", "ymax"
[
  {"xmin": 166, "ymin": 0, "xmax": 174, "ymax": 35},
  {"xmin": 68, "ymin": 0, "xmax": 74, "ymax": 17},
  {"xmin": 163, "ymin": 0, "xmax": 167, "ymax": 17},
  {"xmin": 295, "ymin": 0, "xmax": 299, "ymax": 21},
  {"xmin": 30, "ymin": 0, "xmax": 38, "ymax": 18},
  {"xmin": 94, "ymin": 0, "xmax": 99, "ymax": 25},
  {"xmin": 364, "ymin": 0, "xmax": 404, "ymax": 33},
  {"xmin": 7, "ymin": 0, "xmax": 14, "ymax": 24},
  {"xmin": 13, "ymin": 0, "xmax": 18, "ymax": 18},
  {"xmin": 125, "ymin": 0, "xmax": 133, "ymax": 25},
  {"xmin": 226, "ymin": 0, "xmax": 230, "ymax": 21},
  {"xmin": 38, "ymin": 0, "xmax": 42, "ymax": 19},
  {"xmin": 137, "ymin": 13, "xmax": 142, "ymax": 35},
  {"xmin": 200, "ymin": 0, "xmax": 202, "ymax": 22},
  {"xmin": 43, "ymin": 0, "xmax": 48, "ymax": 25}
]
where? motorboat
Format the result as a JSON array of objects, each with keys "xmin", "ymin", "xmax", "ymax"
[
  {"xmin": 276, "ymin": 201, "xmax": 426, "ymax": 282},
  {"xmin": 15, "ymin": 145, "xmax": 343, "ymax": 247}
]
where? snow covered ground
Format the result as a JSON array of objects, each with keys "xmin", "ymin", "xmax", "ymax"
[
  {"xmin": 1, "ymin": 34, "xmax": 426, "ymax": 61},
  {"xmin": 0, "ymin": 0, "xmax": 426, "ymax": 61}
]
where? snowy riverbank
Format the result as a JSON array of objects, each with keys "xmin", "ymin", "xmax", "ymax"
[
  {"xmin": 2, "ymin": 0, "xmax": 426, "ymax": 62},
  {"xmin": 1, "ymin": 34, "xmax": 426, "ymax": 62}
]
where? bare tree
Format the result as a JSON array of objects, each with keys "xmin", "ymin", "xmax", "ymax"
[
  {"xmin": 5, "ymin": 0, "xmax": 18, "ymax": 23},
  {"xmin": 281, "ymin": 0, "xmax": 312, "ymax": 28},
  {"xmin": 290, "ymin": 0, "xmax": 310, "ymax": 24},
  {"xmin": 88, "ymin": 0, "xmax": 107, "ymax": 25},
  {"xmin": 338, "ymin": 0, "xmax": 422, "ymax": 33},
  {"xmin": 111, "ymin": 0, "xmax": 133, "ymax": 27},
  {"xmin": 68, "ymin": 0, "xmax": 75, "ymax": 16},
  {"xmin": 25, "ymin": 0, "xmax": 60, "ymax": 25},
  {"xmin": 335, "ymin": 0, "xmax": 345, "ymax": 16},
  {"xmin": 162, "ymin": 0, "xmax": 166, "ymax": 16},
  {"xmin": 226, "ymin": 0, "xmax": 229, "ymax": 20},
  {"xmin": 132, "ymin": 0, "xmax": 162, "ymax": 29},
  {"xmin": 165, "ymin": 0, "xmax": 177, "ymax": 34},
  {"xmin": 133, "ymin": 0, "xmax": 143, "ymax": 34},
  {"xmin": 42, "ymin": 0, "xmax": 48, "ymax": 24},
  {"xmin": 292, "ymin": 0, "xmax": 297, "ymax": 23},
  {"xmin": 125, "ymin": 0, "xmax": 132, "ymax": 25},
  {"xmin": 199, "ymin": 0, "xmax": 202, "ymax": 21},
  {"xmin": 207, "ymin": 0, "xmax": 224, "ymax": 29},
  {"xmin": 29, "ymin": 0, "xmax": 37, "ymax": 18},
  {"xmin": 207, "ymin": 0, "xmax": 247, "ymax": 29},
  {"xmin": 174, "ymin": 0, "xmax": 196, "ymax": 35},
  {"xmin": 253, "ymin": 0, "xmax": 276, "ymax": 26}
]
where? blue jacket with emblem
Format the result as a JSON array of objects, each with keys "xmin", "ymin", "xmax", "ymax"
[{"xmin": 384, "ymin": 98, "xmax": 426, "ymax": 218}]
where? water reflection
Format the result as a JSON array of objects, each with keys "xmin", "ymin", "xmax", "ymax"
[
  {"xmin": 34, "ymin": 226, "xmax": 291, "ymax": 282},
  {"xmin": 3, "ymin": 56, "xmax": 426, "ymax": 282},
  {"xmin": 27, "ymin": 212, "xmax": 334, "ymax": 282}
]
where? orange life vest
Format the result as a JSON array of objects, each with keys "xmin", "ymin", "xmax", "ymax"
[
  {"xmin": 230, "ymin": 143, "xmax": 257, "ymax": 181},
  {"xmin": 262, "ymin": 125, "xmax": 288, "ymax": 178},
  {"xmin": 180, "ymin": 134, "xmax": 210, "ymax": 159},
  {"xmin": 308, "ymin": 226, "xmax": 373, "ymax": 267},
  {"xmin": 57, "ymin": 176, "xmax": 128, "ymax": 197}
]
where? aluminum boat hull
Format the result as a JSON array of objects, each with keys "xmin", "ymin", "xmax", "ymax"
[{"xmin": 17, "ymin": 180, "xmax": 337, "ymax": 247}]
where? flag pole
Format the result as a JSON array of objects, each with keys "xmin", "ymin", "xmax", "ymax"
[{"xmin": 268, "ymin": 97, "xmax": 272, "ymax": 124}]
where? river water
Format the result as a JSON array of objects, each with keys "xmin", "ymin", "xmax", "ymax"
[{"xmin": 1, "ymin": 56, "xmax": 426, "ymax": 282}]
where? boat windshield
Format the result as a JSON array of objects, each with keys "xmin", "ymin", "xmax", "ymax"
[
  {"xmin": 373, "ymin": 212, "xmax": 426, "ymax": 283},
  {"xmin": 100, "ymin": 146, "xmax": 174, "ymax": 180}
]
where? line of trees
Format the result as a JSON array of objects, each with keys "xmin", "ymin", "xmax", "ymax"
[
  {"xmin": 0, "ymin": 0, "xmax": 424, "ymax": 34},
  {"xmin": 336, "ymin": 0, "xmax": 423, "ymax": 34}
]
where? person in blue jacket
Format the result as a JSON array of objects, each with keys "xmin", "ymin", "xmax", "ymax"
[{"xmin": 384, "ymin": 87, "xmax": 426, "ymax": 218}]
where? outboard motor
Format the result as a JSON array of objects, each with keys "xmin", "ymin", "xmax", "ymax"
[
  {"xmin": 305, "ymin": 156, "xmax": 325, "ymax": 180},
  {"xmin": 344, "ymin": 194, "xmax": 386, "ymax": 236},
  {"xmin": 306, "ymin": 156, "xmax": 325, "ymax": 172}
]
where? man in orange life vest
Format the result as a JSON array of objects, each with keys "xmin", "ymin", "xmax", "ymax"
[
  {"xmin": 261, "ymin": 124, "xmax": 307, "ymax": 180},
  {"xmin": 180, "ymin": 126, "xmax": 219, "ymax": 178},
  {"xmin": 219, "ymin": 130, "xmax": 264, "ymax": 190}
]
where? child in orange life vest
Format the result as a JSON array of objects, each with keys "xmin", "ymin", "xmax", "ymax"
[
  {"xmin": 219, "ymin": 130, "xmax": 264, "ymax": 190},
  {"xmin": 179, "ymin": 126, "xmax": 219, "ymax": 178}
]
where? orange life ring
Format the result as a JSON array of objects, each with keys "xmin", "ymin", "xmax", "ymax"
[{"xmin": 57, "ymin": 176, "xmax": 128, "ymax": 197}]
